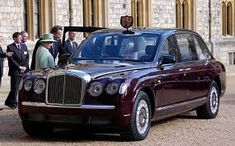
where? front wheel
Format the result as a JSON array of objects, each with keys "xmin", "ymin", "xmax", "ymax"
[
  {"xmin": 121, "ymin": 91, "xmax": 151, "ymax": 141},
  {"xmin": 196, "ymin": 81, "xmax": 220, "ymax": 119}
]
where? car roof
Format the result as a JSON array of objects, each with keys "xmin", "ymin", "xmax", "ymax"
[
  {"xmin": 92, "ymin": 28, "xmax": 197, "ymax": 36},
  {"xmin": 62, "ymin": 26, "xmax": 199, "ymax": 45},
  {"xmin": 63, "ymin": 26, "xmax": 197, "ymax": 36}
]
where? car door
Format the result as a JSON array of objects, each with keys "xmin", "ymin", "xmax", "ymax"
[
  {"xmin": 156, "ymin": 35, "xmax": 188, "ymax": 107},
  {"xmin": 188, "ymin": 34, "xmax": 212, "ymax": 98},
  {"xmin": 175, "ymin": 33, "xmax": 211, "ymax": 100}
]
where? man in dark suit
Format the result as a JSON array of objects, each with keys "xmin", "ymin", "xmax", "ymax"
[
  {"xmin": 63, "ymin": 31, "xmax": 78, "ymax": 56},
  {"xmin": 31, "ymin": 25, "xmax": 63, "ymax": 70},
  {"xmin": 49, "ymin": 25, "xmax": 64, "ymax": 60},
  {"xmin": 5, "ymin": 32, "xmax": 29, "ymax": 109}
]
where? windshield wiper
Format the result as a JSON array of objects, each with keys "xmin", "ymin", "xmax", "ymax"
[
  {"xmin": 72, "ymin": 57, "xmax": 146, "ymax": 62},
  {"xmin": 72, "ymin": 58, "xmax": 96, "ymax": 60}
]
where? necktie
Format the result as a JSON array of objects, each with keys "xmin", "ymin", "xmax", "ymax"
[
  {"xmin": 17, "ymin": 44, "xmax": 20, "ymax": 50},
  {"xmin": 17, "ymin": 44, "xmax": 23, "ymax": 60},
  {"xmin": 72, "ymin": 42, "xmax": 75, "ymax": 51}
]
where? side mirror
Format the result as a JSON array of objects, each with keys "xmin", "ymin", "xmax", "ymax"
[
  {"xmin": 58, "ymin": 53, "xmax": 71, "ymax": 66},
  {"xmin": 159, "ymin": 55, "xmax": 176, "ymax": 65}
]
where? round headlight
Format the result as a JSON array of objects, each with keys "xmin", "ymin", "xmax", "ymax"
[
  {"xmin": 88, "ymin": 81, "xmax": 103, "ymax": 97},
  {"xmin": 34, "ymin": 79, "xmax": 46, "ymax": 94},
  {"xmin": 24, "ymin": 80, "xmax": 33, "ymax": 91},
  {"xmin": 105, "ymin": 82, "xmax": 120, "ymax": 95}
]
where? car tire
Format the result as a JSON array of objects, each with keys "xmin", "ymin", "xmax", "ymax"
[
  {"xmin": 22, "ymin": 121, "xmax": 53, "ymax": 137},
  {"xmin": 196, "ymin": 81, "xmax": 220, "ymax": 119},
  {"xmin": 121, "ymin": 91, "xmax": 151, "ymax": 141}
]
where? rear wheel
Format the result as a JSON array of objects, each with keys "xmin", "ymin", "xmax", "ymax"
[
  {"xmin": 196, "ymin": 81, "xmax": 220, "ymax": 119},
  {"xmin": 22, "ymin": 121, "xmax": 54, "ymax": 137},
  {"xmin": 121, "ymin": 91, "xmax": 151, "ymax": 141}
]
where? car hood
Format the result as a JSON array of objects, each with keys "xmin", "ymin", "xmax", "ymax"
[{"xmin": 66, "ymin": 60, "xmax": 151, "ymax": 78}]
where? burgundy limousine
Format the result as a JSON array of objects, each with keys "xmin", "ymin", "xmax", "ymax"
[{"xmin": 18, "ymin": 17, "xmax": 226, "ymax": 141}]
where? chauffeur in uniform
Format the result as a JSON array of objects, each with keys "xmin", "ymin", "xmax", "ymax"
[{"xmin": 5, "ymin": 32, "xmax": 29, "ymax": 109}]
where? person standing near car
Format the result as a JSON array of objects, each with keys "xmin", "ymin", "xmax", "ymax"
[
  {"xmin": 35, "ymin": 33, "xmax": 56, "ymax": 71},
  {"xmin": 20, "ymin": 31, "xmax": 29, "ymax": 44},
  {"xmin": 58, "ymin": 31, "xmax": 78, "ymax": 66},
  {"xmin": 63, "ymin": 31, "xmax": 78, "ymax": 56},
  {"xmin": 31, "ymin": 25, "xmax": 63, "ymax": 70},
  {"xmin": 0, "ymin": 36, "xmax": 13, "ymax": 86},
  {"xmin": 5, "ymin": 32, "xmax": 29, "ymax": 109},
  {"xmin": 49, "ymin": 25, "xmax": 64, "ymax": 62}
]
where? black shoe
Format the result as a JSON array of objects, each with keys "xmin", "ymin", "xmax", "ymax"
[
  {"xmin": 5, "ymin": 103, "xmax": 17, "ymax": 109},
  {"xmin": 9, "ymin": 104, "xmax": 17, "ymax": 109},
  {"xmin": 5, "ymin": 102, "xmax": 11, "ymax": 107}
]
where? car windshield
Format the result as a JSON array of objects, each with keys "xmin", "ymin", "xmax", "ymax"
[{"xmin": 71, "ymin": 32, "xmax": 159, "ymax": 62}]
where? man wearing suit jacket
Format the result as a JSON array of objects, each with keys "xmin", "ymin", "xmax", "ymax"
[
  {"xmin": 5, "ymin": 32, "xmax": 29, "ymax": 109},
  {"xmin": 63, "ymin": 31, "xmax": 78, "ymax": 56},
  {"xmin": 49, "ymin": 25, "xmax": 64, "ymax": 61}
]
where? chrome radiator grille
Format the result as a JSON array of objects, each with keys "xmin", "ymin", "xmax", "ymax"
[{"xmin": 47, "ymin": 75, "xmax": 82, "ymax": 105}]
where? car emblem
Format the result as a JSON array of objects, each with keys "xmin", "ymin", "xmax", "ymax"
[{"xmin": 120, "ymin": 15, "xmax": 133, "ymax": 29}]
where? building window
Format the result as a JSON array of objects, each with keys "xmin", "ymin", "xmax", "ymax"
[
  {"xmin": 176, "ymin": 0, "xmax": 194, "ymax": 30},
  {"xmin": 229, "ymin": 52, "xmax": 235, "ymax": 65},
  {"xmin": 222, "ymin": 2, "xmax": 227, "ymax": 35},
  {"xmin": 83, "ymin": 0, "xmax": 106, "ymax": 27},
  {"xmin": 222, "ymin": 1, "xmax": 233, "ymax": 36},
  {"xmin": 34, "ymin": 0, "xmax": 40, "ymax": 39},
  {"xmin": 131, "ymin": 0, "xmax": 150, "ymax": 28},
  {"xmin": 23, "ymin": 0, "xmax": 28, "ymax": 32},
  {"xmin": 24, "ymin": 0, "xmax": 54, "ymax": 40}
]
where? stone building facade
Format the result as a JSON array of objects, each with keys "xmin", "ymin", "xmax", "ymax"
[{"xmin": 0, "ymin": 0, "xmax": 235, "ymax": 82}]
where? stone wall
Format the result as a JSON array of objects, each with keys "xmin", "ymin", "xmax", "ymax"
[
  {"xmin": 54, "ymin": 0, "xmax": 83, "ymax": 26},
  {"xmin": 151, "ymin": 0, "xmax": 175, "ymax": 28},
  {"xmin": 0, "ymin": 0, "xmax": 23, "ymax": 47},
  {"xmin": 107, "ymin": 0, "xmax": 131, "ymax": 28}
]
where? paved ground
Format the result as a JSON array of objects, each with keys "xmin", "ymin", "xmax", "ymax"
[{"xmin": 0, "ymin": 75, "xmax": 234, "ymax": 146}]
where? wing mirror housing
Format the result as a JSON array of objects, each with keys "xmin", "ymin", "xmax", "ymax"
[
  {"xmin": 58, "ymin": 53, "xmax": 71, "ymax": 66},
  {"xmin": 159, "ymin": 55, "xmax": 176, "ymax": 65}
]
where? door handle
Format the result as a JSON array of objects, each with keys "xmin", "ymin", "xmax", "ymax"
[
  {"xmin": 179, "ymin": 68, "xmax": 184, "ymax": 72},
  {"xmin": 185, "ymin": 68, "xmax": 191, "ymax": 71}
]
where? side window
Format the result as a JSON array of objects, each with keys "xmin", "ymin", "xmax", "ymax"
[
  {"xmin": 161, "ymin": 35, "xmax": 179, "ymax": 62},
  {"xmin": 194, "ymin": 35, "xmax": 211, "ymax": 60},
  {"xmin": 176, "ymin": 34, "xmax": 197, "ymax": 62},
  {"xmin": 193, "ymin": 35, "xmax": 206, "ymax": 60}
]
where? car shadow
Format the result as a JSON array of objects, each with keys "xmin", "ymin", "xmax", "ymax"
[
  {"xmin": 19, "ymin": 128, "xmax": 130, "ymax": 142},
  {"xmin": 22, "ymin": 131, "xmax": 123, "ymax": 142}
]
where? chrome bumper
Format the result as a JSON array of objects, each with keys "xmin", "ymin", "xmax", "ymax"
[{"xmin": 21, "ymin": 102, "xmax": 115, "ymax": 110}]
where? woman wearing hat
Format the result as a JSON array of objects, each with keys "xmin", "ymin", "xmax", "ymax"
[{"xmin": 35, "ymin": 33, "xmax": 56, "ymax": 71}]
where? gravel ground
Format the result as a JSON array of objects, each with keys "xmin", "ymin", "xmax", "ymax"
[{"xmin": 0, "ymin": 76, "xmax": 234, "ymax": 146}]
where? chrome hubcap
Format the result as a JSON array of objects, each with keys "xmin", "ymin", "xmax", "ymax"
[
  {"xmin": 136, "ymin": 100, "xmax": 149, "ymax": 134},
  {"xmin": 209, "ymin": 86, "xmax": 219, "ymax": 114}
]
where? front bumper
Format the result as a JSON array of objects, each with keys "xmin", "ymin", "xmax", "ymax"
[{"xmin": 18, "ymin": 101, "xmax": 132, "ymax": 127}]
